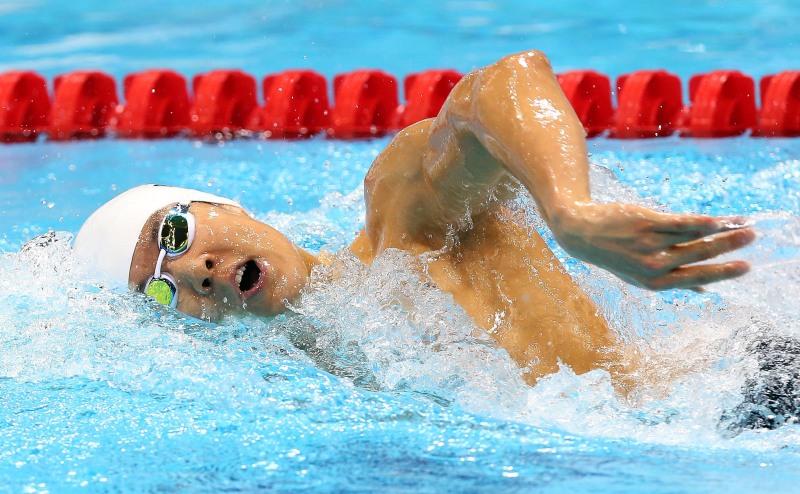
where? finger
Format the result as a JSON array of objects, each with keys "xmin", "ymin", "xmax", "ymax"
[
  {"xmin": 637, "ymin": 231, "xmax": 720, "ymax": 251},
  {"xmin": 668, "ymin": 227, "xmax": 756, "ymax": 267},
  {"xmin": 717, "ymin": 216, "xmax": 754, "ymax": 231},
  {"xmin": 688, "ymin": 286, "xmax": 706, "ymax": 294},
  {"xmin": 649, "ymin": 212, "xmax": 723, "ymax": 235},
  {"xmin": 649, "ymin": 213, "xmax": 750, "ymax": 236},
  {"xmin": 647, "ymin": 260, "xmax": 751, "ymax": 290}
]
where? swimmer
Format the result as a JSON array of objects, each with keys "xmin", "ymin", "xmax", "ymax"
[{"xmin": 73, "ymin": 50, "xmax": 756, "ymax": 392}]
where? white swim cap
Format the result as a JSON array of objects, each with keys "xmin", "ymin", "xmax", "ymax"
[{"xmin": 73, "ymin": 184, "xmax": 242, "ymax": 285}]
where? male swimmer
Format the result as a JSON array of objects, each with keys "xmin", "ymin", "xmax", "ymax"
[{"xmin": 73, "ymin": 51, "xmax": 756, "ymax": 390}]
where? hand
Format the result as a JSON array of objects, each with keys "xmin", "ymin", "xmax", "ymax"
[{"xmin": 548, "ymin": 201, "xmax": 756, "ymax": 291}]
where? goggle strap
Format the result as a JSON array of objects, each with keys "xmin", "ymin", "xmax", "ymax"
[{"xmin": 153, "ymin": 248, "xmax": 167, "ymax": 278}]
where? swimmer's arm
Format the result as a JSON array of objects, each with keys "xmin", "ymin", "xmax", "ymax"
[{"xmin": 423, "ymin": 50, "xmax": 755, "ymax": 290}]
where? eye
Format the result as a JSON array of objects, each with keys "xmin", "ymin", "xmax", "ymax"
[
  {"xmin": 205, "ymin": 260, "xmax": 213, "ymax": 269},
  {"xmin": 202, "ymin": 278, "xmax": 211, "ymax": 288}
]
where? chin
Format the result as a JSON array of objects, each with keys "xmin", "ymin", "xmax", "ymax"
[{"xmin": 247, "ymin": 283, "xmax": 303, "ymax": 316}]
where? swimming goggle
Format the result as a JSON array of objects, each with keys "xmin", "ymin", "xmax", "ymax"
[{"xmin": 143, "ymin": 203, "xmax": 195, "ymax": 308}]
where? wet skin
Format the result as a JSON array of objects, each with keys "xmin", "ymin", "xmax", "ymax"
[
  {"xmin": 129, "ymin": 202, "xmax": 317, "ymax": 322},
  {"xmin": 129, "ymin": 51, "xmax": 756, "ymax": 387}
]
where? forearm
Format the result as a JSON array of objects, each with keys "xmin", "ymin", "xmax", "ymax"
[{"xmin": 432, "ymin": 50, "xmax": 754, "ymax": 290}]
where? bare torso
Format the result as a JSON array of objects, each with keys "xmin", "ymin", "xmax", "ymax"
[
  {"xmin": 349, "ymin": 118, "xmax": 623, "ymax": 385},
  {"xmin": 343, "ymin": 50, "xmax": 751, "ymax": 388}
]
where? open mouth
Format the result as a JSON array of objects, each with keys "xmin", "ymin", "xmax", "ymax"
[{"xmin": 235, "ymin": 260, "xmax": 262, "ymax": 294}]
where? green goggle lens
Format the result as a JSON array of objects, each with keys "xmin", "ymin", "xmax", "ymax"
[
  {"xmin": 144, "ymin": 278, "xmax": 176, "ymax": 307},
  {"xmin": 160, "ymin": 214, "xmax": 189, "ymax": 253}
]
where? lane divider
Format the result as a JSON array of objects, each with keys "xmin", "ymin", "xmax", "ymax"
[
  {"xmin": 685, "ymin": 70, "xmax": 756, "ymax": 137},
  {"xmin": 556, "ymin": 70, "xmax": 613, "ymax": 137},
  {"xmin": 0, "ymin": 68, "xmax": 798, "ymax": 143},
  {"xmin": 613, "ymin": 70, "xmax": 683, "ymax": 138},
  {"xmin": 251, "ymin": 70, "xmax": 329, "ymax": 138},
  {"xmin": 49, "ymin": 71, "xmax": 117, "ymax": 140},
  {"xmin": 117, "ymin": 70, "xmax": 190, "ymax": 138},
  {"xmin": 0, "ymin": 71, "xmax": 50, "ymax": 143}
]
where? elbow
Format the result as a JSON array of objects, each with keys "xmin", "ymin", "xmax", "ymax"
[
  {"xmin": 472, "ymin": 50, "xmax": 556, "ymax": 108},
  {"xmin": 467, "ymin": 50, "xmax": 555, "ymax": 130},
  {"xmin": 438, "ymin": 49, "xmax": 558, "ymax": 145},
  {"xmin": 491, "ymin": 50, "xmax": 553, "ymax": 76}
]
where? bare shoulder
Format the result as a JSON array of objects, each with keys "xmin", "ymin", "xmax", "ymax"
[
  {"xmin": 358, "ymin": 119, "xmax": 445, "ymax": 258},
  {"xmin": 364, "ymin": 119, "xmax": 432, "ymax": 188},
  {"xmin": 365, "ymin": 49, "xmax": 551, "ymax": 195},
  {"xmin": 357, "ymin": 50, "xmax": 554, "ymax": 260}
]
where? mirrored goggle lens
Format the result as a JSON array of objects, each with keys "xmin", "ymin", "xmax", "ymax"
[
  {"xmin": 145, "ymin": 277, "xmax": 177, "ymax": 307},
  {"xmin": 160, "ymin": 213, "xmax": 190, "ymax": 254}
]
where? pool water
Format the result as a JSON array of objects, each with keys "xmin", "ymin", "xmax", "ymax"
[{"xmin": 2, "ymin": 1, "xmax": 800, "ymax": 493}]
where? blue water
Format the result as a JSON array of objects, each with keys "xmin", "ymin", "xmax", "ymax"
[{"xmin": 2, "ymin": 1, "xmax": 800, "ymax": 493}]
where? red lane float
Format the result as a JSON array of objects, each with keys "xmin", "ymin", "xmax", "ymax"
[
  {"xmin": 0, "ymin": 71, "xmax": 50, "ymax": 143},
  {"xmin": 399, "ymin": 70, "xmax": 462, "ymax": 128},
  {"xmin": 49, "ymin": 71, "xmax": 117, "ymax": 140},
  {"xmin": 191, "ymin": 70, "xmax": 258, "ymax": 136},
  {"xmin": 116, "ymin": 70, "xmax": 190, "ymax": 138},
  {"xmin": 613, "ymin": 70, "xmax": 683, "ymax": 138},
  {"xmin": 759, "ymin": 71, "xmax": 800, "ymax": 137},
  {"xmin": 557, "ymin": 70, "xmax": 614, "ymax": 137},
  {"xmin": 684, "ymin": 70, "xmax": 757, "ymax": 137},
  {"xmin": 3, "ymin": 67, "xmax": 800, "ymax": 142},
  {"xmin": 330, "ymin": 70, "xmax": 399, "ymax": 138},
  {"xmin": 249, "ymin": 70, "xmax": 330, "ymax": 138}
]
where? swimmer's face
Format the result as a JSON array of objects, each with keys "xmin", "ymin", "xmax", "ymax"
[{"xmin": 128, "ymin": 202, "xmax": 316, "ymax": 321}]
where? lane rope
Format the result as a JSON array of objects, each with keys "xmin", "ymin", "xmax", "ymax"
[{"xmin": 1, "ymin": 68, "xmax": 798, "ymax": 142}]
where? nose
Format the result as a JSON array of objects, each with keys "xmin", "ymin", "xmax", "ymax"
[{"xmin": 174, "ymin": 253, "xmax": 219, "ymax": 295}]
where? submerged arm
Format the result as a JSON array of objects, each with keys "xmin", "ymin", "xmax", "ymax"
[{"xmin": 422, "ymin": 50, "xmax": 755, "ymax": 290}]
